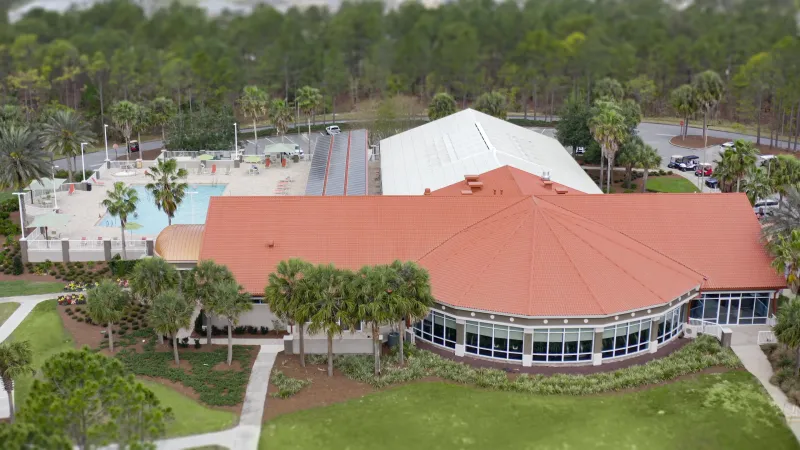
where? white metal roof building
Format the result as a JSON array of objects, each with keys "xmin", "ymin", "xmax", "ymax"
[{"xmin": 379, "ymin": 109, "xmax": 602, "ymax": 195}]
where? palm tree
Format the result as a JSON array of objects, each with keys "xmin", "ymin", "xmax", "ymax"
[
  {"xmin": 770, "ymin": 229, "xmax": 800, "ymax": 295},
  {"xmin": 474, "ymin": 91, "xmax": 508, "ymax": 119},
  {"xmin": 730, "ymin": 140, "xmax": 759, "ymax": 192},
  {"xmin": 617, "ymin": 136, "xmax": 643, "ymax": 189},
  {"xmin": 389, "ymin": 261, "xmax": 435, "ymax": 366},
  {"xmin": 145, "ymin": 158, "xmax": 189, "ymax": 226},
  {"xmin": 150, "ymin": 97, "xmax": 176, "ymax": 142},
  {"xmin": 0, "ymin": 341, "xmax": 34, "ymax": 423},
  {"xmin": 692, "ymin": 70, "xmax": 724, "ymax": 147},
  {"xmin": 239, "ymin": 86, "xmax": 268, "ymax": 145},
  {"xmin": 86, "ymin": 279, "xmax": 128, "ymax": 352},
  {"xmin": 742, "ymin": 167, "xmax": 773, "ymax": 206},
  {"xmin": 184, "ymin": 260, "xmax": 235, "ymax": 345},
  {"xmin": 764, "ymin": 187, "xmax": 800, "ymax": 240},
  {"xmin": 302, "ymin": 264, "xmax": 353, "ymax": 377},
  {"xmin": 0, "ymin": 125, "xmax": 50, "ymax": 190},
  {"xmin": 428, "ymin": 92, "xmax": 457, "ymax": 121},
  {"xmin": 713, "ymin": 150, "xmax": 738, "ymax": 193},
  {"xmin": 129, "ymin": 256, "xmax": 179, "ymax": 305},
  {"xmin": 212, "ymin": 279, "xmax": 253, "ymax": 365},
  {"xmin": 110, "ymin": 100, "xmax": 138, "ymax": 162},
  {"xmin": 100, "ymin": 182, "xmax": 138, "ymax": 259},
  {"xmin": 264, "ymin": 258, "xmax": 313, "ymax": 366},
  {"xmin": 635, "ymin": 144, "xmax": 661, "ymax": 193},
  {"xmin": 133, "ymin": 103, "xmax": 151, "ymax": 148},
  {"xmin": 769, "ymin": 155, "xmax": 800, "ymax": 203},
  {"xmin": 351, "ymin": 265, "xmax": 397, "ymax": 375},
  {"xmin": 270, "ymin": 99, "xmax": 294, "ymax": 140},
  {"xmin": 590, "ymin": 101, "xmax": 627, "ymax": 194},
  {"xmin": 670, "ymin": 84, "xmax": 696, "ymax": 139},
  {"xmin": 296, "ymin": 86, "xmax": 322, "ymax": 156},
  {"xmin": 39, "ymin": 110, "xmax": 95, "ymax": 182},
  {"xmin": 148, "ymin": 289, "xmax": 194, "ymax": 365},
  {"xmin": 774, "ymin": 297, "xmax": 800, "ymax": 375}
]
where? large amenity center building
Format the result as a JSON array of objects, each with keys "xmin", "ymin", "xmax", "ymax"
[{"xmin": 155, "ymin": 110, "xmax": 785, "ymax": 367}]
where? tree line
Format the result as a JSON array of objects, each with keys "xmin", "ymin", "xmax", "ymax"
[{"xmin": 1, "ymin": 0, "xmax": 799, "ymax": 141}]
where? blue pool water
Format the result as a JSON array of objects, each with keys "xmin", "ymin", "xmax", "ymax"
[{"xmin": 99, "ymin": 184, "xmax": 227, "ymax": 236}]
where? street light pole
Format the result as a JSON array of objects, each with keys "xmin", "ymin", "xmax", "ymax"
[
  {"xmin": 234, "ymin": 123, "xmax": 238, "ymax": 157},
  {"xmin": 52, "ymin": 165, "xmax": 59, "ymax": 210},
  {"xmin": 80, "ymin": 142, "xmax": 88, "ymax": 182},
  {"xmin": 12, "ymin": 192, "xmax": 25, "ymax": 239},
  {"xmin": 103, "ymin": 124, "xmax": 110, "ymax": 162}
]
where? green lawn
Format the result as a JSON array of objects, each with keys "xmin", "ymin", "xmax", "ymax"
[
  {"xmin": 0, "ymin": 192, "xmax": 14, "ymax": 203},
  {"xmin": 138, "ymin": 380, "xmax": 237, "ymax": 438},
  {"xmin": 7, "ymin": 300, "xmax": 74, "ymax": 408},
  {"xmin": 646, "ymin": 176, "xmax": 700, "ymax": 193},
  {"xmin": 0, "ymin": 280, "xmax": 65, "ymax": 297},
  {"xmin": 260, "ymin": 372, "xmax": 798, "ymax": 450},
  {"xmin": 0, "ymin": 302, "xmax": 20, "ymax": 326}
]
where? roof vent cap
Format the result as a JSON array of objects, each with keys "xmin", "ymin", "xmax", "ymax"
[
  {"xmin": 464, "ymin": 174, "xmax": 480, "ymax": 182},
  {"xmin": 266, "ymin": 240, "xmax": 275, "ymax": 248},
  {"xmin": 542, "ymin": 170, "xmax": 551, "ymax": 181},
  {"xmin": 555, "ymin": 187, "xmax": 568, "ymax": 195},
  {"xmin": 423, "ymin": 188, "xmax": 431, "ymax": 195},
  {"xmin": 460, "ymin": 189, "xmax": 473, "ymax": 196}
]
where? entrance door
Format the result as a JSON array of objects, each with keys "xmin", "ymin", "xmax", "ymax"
[
  {"xmin": 718, "ymin": 300, "xmax": 730, "ymax": 325},
  {"xmin": 728, "ymin": 299, "xmax": 740, "ymax": 325}
]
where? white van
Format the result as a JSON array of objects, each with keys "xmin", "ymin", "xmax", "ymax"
[
  {"xmin": 753, "ymin": 198, "xmax": 780, "ymax": 215},
  {"xmin": 326, "ymin": 125, "xmax": 341, "ymax": 135}
]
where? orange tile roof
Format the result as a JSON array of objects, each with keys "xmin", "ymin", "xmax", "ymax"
[
  {"xmin": 194, "ymin": 191, "xmax": 782, "ymax": 318},
  {"xmin": 431, "ymin": 165, "xmax": 582, "ymax": 197},
  {"xmin": 539, "ymin": 193, "xmax": 786, "ymax": 292}
]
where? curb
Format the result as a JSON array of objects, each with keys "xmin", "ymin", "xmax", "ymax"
[{"xmin": 668, "ymin": 136, "xmax": 717, "ymax": 151}]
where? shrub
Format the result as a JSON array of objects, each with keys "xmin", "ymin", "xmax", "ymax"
[
  {"xmin": 270, "ymin": 371, "xmax": 311, "ymax": 398},
  {"xmin": 76, "ymin": 317, "xmax": 84, "ymax": 322},
  {"xmin": 194, "ymin": 339, "xmax": 201, "ymax": 349},
  {"xmin": 11, "ymin": 255, "xmax": 23, "ymax": 275},
  {"xmin": 234, "ymin": 326, "xmax": 246, "ymax": 335},
  {"xmin": 260, "ymin": 326, "xmax": 269, "ymax": 335}
]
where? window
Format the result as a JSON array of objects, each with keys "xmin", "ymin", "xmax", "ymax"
[
  {"xmin": 602, "ymin": 319, "xmax": 651, "ymax": 359},
  {"xmin": 532, "ymin": 328, "xmax": 594, "ymax": 362},
  {"xmin": 413, "ymin": 311, "xmax": 456, "ymax": 349},
  {"xmin": 689, "ymin": 292, "xmax": 771, "ymax": 325},
  {"xmin": 657, "ymin": 305, "xmax": 683, "ymax": 344},
  {"xmin": 465, "ymin": 321, "xmax": 523, "ymax": 360}
]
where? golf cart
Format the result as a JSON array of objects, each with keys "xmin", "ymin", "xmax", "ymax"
[
  {"xmin": 128, "ymin": 140, "xmax": 140, "ymax": 153},
  {"xmin": 705, "ymin": 177, "xmax": 719, "ymax": 189},
  {"xmin": 694, "ymin": 163, "xmax": 712, "ymax": 177},
  {"xmin": 667, "ymin": 155, "xmax": 682, "ymax": 169},
  {"xmin": 677, "ymin": 155, "xmax": 699, "ymax": 171}
]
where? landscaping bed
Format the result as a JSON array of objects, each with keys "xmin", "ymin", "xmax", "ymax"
[
  {"xmin": 670, "ymin": 135, "xmax": 800, "ymax": 157},
  {"xmin": 761, "ymin": 343, "xmax": 800, "ymax": 405},
  {"xmin": 260, "ymin": 371, "xmax": 796, "ymax": 450},
  {"xmin": 583, "ymin": 168, "xmax": 698, "ymax": 193}
]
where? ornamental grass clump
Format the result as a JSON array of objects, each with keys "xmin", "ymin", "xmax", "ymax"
[
  {"xmin": 330, "ymin": 335, "xmax": 740, "ymax": 395},
  {"xmin": 270, "ymin": 371, "xmax": 311, "ymax": 398}
]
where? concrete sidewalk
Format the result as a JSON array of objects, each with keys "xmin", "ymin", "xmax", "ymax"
[
  {"xmin": 0, "ymin": 294, "xmax": 60, "ymax": 419},
  {"xmin": 733, "ymin": 344, "xmax": 800, "ymax": 442}
]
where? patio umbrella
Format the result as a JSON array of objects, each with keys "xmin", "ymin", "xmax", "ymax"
[
  {"xmin": 29, "ymin": 212, "xmax": 70, "ymax": 240},
  {"xmin": 125, "ymin": 222, "xmax": 144, "ymax": 239},
  {"xmin": 244, "ymin": 155, "xmax": 261, "ymax": 163},
  {"xmin": 198, "ymin": 154, "xmax": 214, "ymax": 161}
]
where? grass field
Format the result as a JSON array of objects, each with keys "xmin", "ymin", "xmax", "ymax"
[
  {"xmin": 7, "ymin": 300, "xmax": 74, "ymax": 408},
  {"xmin": 646, "ymin": 176, "xmax": 700, "ymax": 193},
  {"xmin": 0, "ymin": 302, "xmax": 20, "ymax": 326},
  {"xmin": 0, "ymin": 192, "xmax": 14, "ymax": 203},
  {"xmin": 260, "ymin": 372, "xmax": 798, "ymax": 450},
  {"xmin": 138, "ymin": 380, "xmax": 237, "ymax": 438},
  {"xmin": 0, "ymin": 281, "xmax": 65, "ymax": 297}
]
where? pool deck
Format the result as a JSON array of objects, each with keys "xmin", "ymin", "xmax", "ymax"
[{"xmin": 32, "ymin": 160, "xmax": 311, "ymax": 241}]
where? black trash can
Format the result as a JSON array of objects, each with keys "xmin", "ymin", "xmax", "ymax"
[
  {"xmin": 85, "ymin": 182, "xmax": 92, "ymax": 192},
  {"xmin": 387, "ymin": 331, "xmax": 400, "ymax": 348}
]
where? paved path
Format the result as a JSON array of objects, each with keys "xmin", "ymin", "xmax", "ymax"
[{"xmin": 0, "ymin": 294, "xmax": 60, "ymax": 419}]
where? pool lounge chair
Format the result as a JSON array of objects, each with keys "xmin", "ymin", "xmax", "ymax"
[
  {"xmin": 68, "ymin": 184, "xmax": 75, "ymax": 195},
  {"xmin": 91, "ymin": 176, "xmax": 105, "ymax": 186},
  {"xmin": 211, "ymin": 164, "xmax": 217, "ymax": 175}
]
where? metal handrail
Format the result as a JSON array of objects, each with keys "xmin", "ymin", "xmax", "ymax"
[
  {"xmin": 758, "ymin": 330, "xmax": 778, "ymax": 345},
  {"xmin": 688, "ymin": 318, "xmax": 723, "ymax": 340}
]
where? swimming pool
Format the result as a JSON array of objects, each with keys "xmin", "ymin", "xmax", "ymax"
[{"xmin": 99, "ymin": 184, "xmax": 227, "ymax": 236}]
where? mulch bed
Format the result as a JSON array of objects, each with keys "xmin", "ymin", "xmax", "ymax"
[
  {"xmin": 671, "ymin": 135, "xmax": 800, "ymax": 156},
  {"xmin": 0, "ymin": 273, "xmax": 60, "ymax": 282},
  {"xmin": 264, "ymin": 352, "xmax": 376, "ymax": 422}
]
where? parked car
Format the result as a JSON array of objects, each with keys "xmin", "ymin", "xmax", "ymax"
[
  {"xmin": 575, "ymin": 146, "xmax": 586, "ymax": 155},
  {"xmin": 705, "ymin": 177, "xmax": 719, "ymax": 189},
  {"xmin": 719, "ymin": 141, "xmax": 735, "ymax": 154},
  {"xmin": 128, "ymin": 140, "xmax": 140, "ymax": 153},
  {"xmin": 694, "ymin": 163, "xmax": 713, "ymax": 177},
  {"xmin": 753, "ymin": 198, "xmax": 780, "ymax": 215},
  {"xmin": 677, "ymin": 155, "xmax": 699, "ymax": 171},
  {"xmin": 325, "ymin": 125, "xmax": 341, "ymax": 135},
  {"xmin": 759, "ymin": 154, "xmax": 776, "ymax": 167}
]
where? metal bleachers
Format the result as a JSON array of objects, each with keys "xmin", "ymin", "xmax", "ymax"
[
  {"xmin": 304, "ymin": 134, "xmax": 332, "ymax": 196},
  {"xmin": 323, "ymin": 131, "xmax": 350, "ymax": 196},
  {"xmin": 346, "ymin": 129, "xmax": 368, "ymax": 195}
]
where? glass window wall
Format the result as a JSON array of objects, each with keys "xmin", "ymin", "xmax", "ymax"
[
  {"xmin": 413, "ymin": 310, "xmax": 457, "ymax": 349},
  {"xmin": 602, "ymin": 319, "xmax": 651, "ymax": 359},
  {"xmin": 688, "ymin": 292, "xmax": 771, "ymax": 325},
  {"xmin": 466, "ymin": 321, "xmax": 524, "ymax": 360},
  {"xmin": 532, "ymin": 328, "xmax": 593, "ymax": 362},
  {"xmin": 657, "ymin": 305, "xmax": 683, "ymax": 344}
]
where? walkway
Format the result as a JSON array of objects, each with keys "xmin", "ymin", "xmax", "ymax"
[
  {"xmin": 0, "ymin": 294, "xmax": 60, "ymax": 419},
  {"xmin": 0, "ymin": 293, "xmax": 282, "ymax": 450},
  {"xmin": 730, "ymin": 325, "xmax": 800, "ymax": 442}
]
